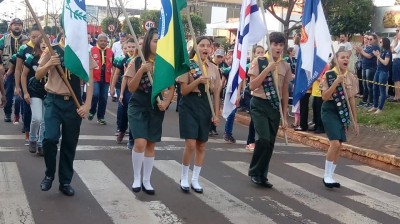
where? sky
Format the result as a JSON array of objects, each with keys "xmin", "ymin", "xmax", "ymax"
[{"xmin": 0, "ymin": 0, "xmax": 162, "ymax": 21}]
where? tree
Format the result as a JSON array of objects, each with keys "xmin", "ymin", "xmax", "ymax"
[
  {"xmin": 43, "ymin": 26, "xmax": 52, "ymax": 35},
  {"xmin": 182, "ymin": 13, "xmax": 206, "ymax": 37},
  {"xmin": 108, "ymin": 0, "xmax": 129, "ymax": 20},
  {"xmin": 101, "ymin": 17, "xmax": 121, "ymax": 35},
  {"xmin": 263, "ymin": 0, "xmax": 303, "ymax": 49},
  {"xmin": 322, "ymin": 0, "xmax": 374, "ymax": 38},
  {"xmin": 140, "ymin": 10, "xmax": 160, "ymax": 33},
  {"xmin": 122, "ymin": 17, "xmax": 142, "ymax": 36},
  {"xmin": 0, "ymin": 20, "xmax": 8, "ymax": 34}
]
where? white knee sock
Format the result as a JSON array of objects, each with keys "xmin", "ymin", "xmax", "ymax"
[
  {"xmin": 181, "ymin": 164, "xmax": 190, "ymax": 188},
  {"xmin": 331, "ymin": 163, "xmax": 337, "ymax": 183},
  {"xmin": 324, "ymin": 160, "xmax": 334, "ymax": 183},
  {"xmin": 143, "ymin": 157, "xmax": 154, "ymax": 190},
  {"xmin": 131, "ymin": 151, "xmax": 144, "ymax": 188},
  {"xmin": 191, "ymin": 165, "xmax": 202, "ymax": 189}
]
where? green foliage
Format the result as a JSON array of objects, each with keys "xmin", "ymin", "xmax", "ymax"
[
  {"xmin": 43, "ymin": 26, "xmax": 52, "ymax": 35},
  {"xmin": 140, "ymin": 10, "xmax": 160, "ymax": 33},
  {"xmin": 122, "ymin": 17, "xmax": 142, "ymax": 36},
  {"xmin": 101, "ymin": 17, "xmax": 121, "ymax": 35},
  {"xmin": 321, "ymin": 0, "xmax": 374, "ymax": 37},
  {"xmin": 181, "ymin": 14, "xmax": 206, "ymax": 37},
  {"xmin": 0, "ymin": 20, "xmax": 8, "ymax": 34}
]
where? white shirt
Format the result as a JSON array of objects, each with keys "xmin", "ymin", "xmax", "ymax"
[
  {"xmin": 112, "ymin": 41, "xmax": 123, "ymax": 58},
  {"xmin": 338, "ymin": 41, "xmax": 352, "ymax": 52},
  {"xmin": 392, "ymin": 41, "xmax": 400, "ymax": 59}
]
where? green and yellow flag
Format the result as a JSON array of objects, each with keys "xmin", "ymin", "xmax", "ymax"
[{"xmin": 151, "ymin": 0, "xmax": 190, "ymax": 104}]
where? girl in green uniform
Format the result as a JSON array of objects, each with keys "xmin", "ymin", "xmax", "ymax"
[
  {"xmin": 124, "ymin": 28, "xmax": 173, "ymax": 195},
  {"xmin": 177, "ymin": 36, "xmax": 221, "ymax": 193},
  {"xmin": 320, "ymin": 47, "xmax": 359, "ymax": 188}
]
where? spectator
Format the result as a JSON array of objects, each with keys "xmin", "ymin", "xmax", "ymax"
[
  {"xmin": 391, "ymin": 27, "xmax": 400, "ymax": 102},
  {"xmin": 112, "ymin": 32, "xmax": 127, "ymax": 58},
  {"xmin": 369, "ymin": 37, "xmax": 391, "ymax": 114}
]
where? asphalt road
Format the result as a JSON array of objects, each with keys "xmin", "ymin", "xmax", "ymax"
[{"xmin": 1, "ymin": 99, "xmax": 400, "ymax": 224}]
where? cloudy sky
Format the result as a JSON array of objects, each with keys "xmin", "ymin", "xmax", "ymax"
[{"xmin": 0, "ymin": 0, "xmax": 161, "ymax": 20}]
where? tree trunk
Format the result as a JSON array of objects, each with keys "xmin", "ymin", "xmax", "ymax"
[{"xmin": 284, "ymin": 23, "xmax": 290, "ymax": 57}]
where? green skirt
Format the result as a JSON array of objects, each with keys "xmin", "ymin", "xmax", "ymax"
[
  {"xmin": 321, "ymin": 100, "xmax": 346, "ymax": 142},
  {"xmin": 128, "ymin": 92, "xmax": 165, "ymax": 143},
  {"xmin": 179, "ymin": 92, "xmax": 211, "ymax": 142}
]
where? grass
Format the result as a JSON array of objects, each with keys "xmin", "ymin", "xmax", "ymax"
[{"xmin": 356, "ymin": 99, "xmax": 400, "ymax": 131}]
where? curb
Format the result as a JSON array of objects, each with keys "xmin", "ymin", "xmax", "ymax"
[{"xmin": 233, "ymin": 112, "xmax": 400, "ymax": 168}]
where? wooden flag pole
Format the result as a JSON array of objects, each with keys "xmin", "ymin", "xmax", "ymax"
[
  {"xmin": 117, "ymin": 0, "xmax": 161, "ymax": 104},
  {"xmin": 330, "ymin": 45, "xmax": 357, "ymax": 132},
  {"xmin": 25, "ymin": 0, "xmax": 80, "ymax": 109},
  {"xmin": 185, "ymin": 7, "xmax": 217, "ymax": 120},
  {"xmin": 259, "ymin": 0, "xmax": 288, "ymax": 145}
]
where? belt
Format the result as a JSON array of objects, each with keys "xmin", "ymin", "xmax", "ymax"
[
  {"xmin": 47, "ymin": 93, "xmax": 72, "ymax": 101},
  {"xmin": 393, "ymin": 58, "xmax": 400, "ymax": 60}
]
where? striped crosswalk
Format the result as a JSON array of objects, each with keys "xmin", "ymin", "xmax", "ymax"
[{"xmin": 1, "ymin": 159, "xmax": 399, "ymax": 224}]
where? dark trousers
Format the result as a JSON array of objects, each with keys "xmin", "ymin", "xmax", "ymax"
[
  {"xmin": 312, "ymin": 96, "xmax": 324, "ymax": 131},
  {"xmin": 356, "ymin": 67, "xmax": 363, "ymax": 96},
  {"xmin": 90, "ymin": 81, "xmax": 109, "ymax": 119},
  {"xmin": 43, "ymin": 94, "xmax": 82, "ymax": 184},
  {"xmin": 248, "ymin": 97, "xmax": 280, "ymax": 177},
  {"xmin": 117, "ymin": 90, "xmax": 132, "ymax": 133},
  {"xmin": 247, "ymin": 117, "xmax": 255, "ymax": 145},
  {"xmin": 299, "ymin": 93, "xmax": 311, "ymax": 130},
  {"xmin": 4, "ymin": 75, "xmax": 22, "ymax": 116},
  {"xmin": 22, "ymin": 100, "xmax": 31, "ymax": 132},
  {"xmin": 362, "ymin": 68, "xmax": 376, "ymax": 104}
]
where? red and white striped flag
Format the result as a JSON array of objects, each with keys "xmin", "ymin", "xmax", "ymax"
[{"xmin": 222, "ymin": 0, "xmax": 266, "ymax": 118}]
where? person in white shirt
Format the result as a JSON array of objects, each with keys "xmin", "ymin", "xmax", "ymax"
[
  {"xmin": 338, "ymin": 34, "xmax": 352, "ymax": 53},
  {"xmin": 112, "ymin": 32, "xmax": 127, "ymax": 58},
  {"xmin": 391, "ymin": 27, "xmax": 400, "ymax": 101}
]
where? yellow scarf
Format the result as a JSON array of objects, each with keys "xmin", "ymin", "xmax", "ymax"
[
  {"xmin": 332, "ymin": 66, "xmax": 348, "ymax": 84},
  {"xmin": 265, "ymin": 53, "xmax": 282, "ymax": 82},
  {"xmin": 192, "ymin": 54, "xmax": 209, "ymax": 89},
  {"xmin": 27, "ymin": 40, "xmax": 34, "ymax": 48},
  {"xmin": 96, "ymin": 44, "xmax": 106, "ymax": 65}
]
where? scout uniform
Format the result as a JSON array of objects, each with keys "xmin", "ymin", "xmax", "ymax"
[
  {"xmin": 177, "ymin": 59, "xmax": 221, "ymax": 142},
  {"xmin": 319, "ymin": 67, "xmax": 358, "ymax": 142},
  {"xmin": 125, "ymin": 57, "xmax": 164, "ymax": 142},
  {"xmin": 39, "ymin": 44, "xmax": 97, "ymax": 187},
  {"xmin": 3, "ymin": 54, "xmax": 21, "ymax": 120},
  {"xmin": 0, "ymin": 32, "xmax": 27, "ymax": 70},
  {"xmin": 247, "ymin": 56, "xmax": 292, "ymax": 180},
  {"xmin": 18, "ymin": 41, "xmax": 35, "ymax": 134}
]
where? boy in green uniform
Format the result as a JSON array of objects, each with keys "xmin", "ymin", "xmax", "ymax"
[
  {"xmin": 36, "ymin": 36, "xmax": 97, "ymax": 196},
  {"xmin": 247, "ymin": 32, "xmax": 292, "ymax": 188}
]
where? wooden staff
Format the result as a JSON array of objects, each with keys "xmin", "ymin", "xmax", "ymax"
[
  {"xmin": 24, "ymin": 0, "xmax": 80, "ymax": 108},
  {"xmin": 117, "ymin": 0, "xmax": 161, "ymax": 104},
  {"xmin": 258, "ymin": 0, "xmax": 288, "ymax": 145},
  {"xmin": 330, "ymin": 45, "xmax": 357, "ymax": 131},
  {"xmin": 185, "ymin": 7, "xmax": 217, "ymax": 120}
]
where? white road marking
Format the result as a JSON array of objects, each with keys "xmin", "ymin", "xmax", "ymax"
[
  {"xmin": 0, "ymin": 162, "xmax": 35, "ymax": 224},
  {"xmin": 223, "ymin": 161, "xmax": 379, "ymax": 224},
  {"xmin": 74, "ymin": 160, "xmax": 179, "ymax": 224},
  {"xmin": 287, "ymin": 163, "xmax": 400, "ymax": 219},
  {"xmin": 154, "ymin": 160, "xmax": 276, "ymax": 224},
  {"xmin": 346, "ymin": 165, "xmax": 400, "ymax": 184}
]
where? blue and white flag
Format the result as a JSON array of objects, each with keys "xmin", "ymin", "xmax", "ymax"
[
  {"xmin": 293, "ymin": 0, "xmax": 332, "ymax": 105},
  {"xmin": 222, "ymin": 0, "xmax": 266, "ymax": 118}
]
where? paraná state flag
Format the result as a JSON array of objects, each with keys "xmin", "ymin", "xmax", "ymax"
[
  {"xmin": 62, "ymin": 0, "xmax": 90, "ymax": 82},
  {"xmin": 293, "ymin": 0, "xmax": 332, "ymax": 105},
  {"xmin": 151, "ymin": 0, "xmax": 190, "ymax": 104}
]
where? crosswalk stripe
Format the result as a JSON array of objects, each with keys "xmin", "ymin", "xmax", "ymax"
[
  {"xmin": 223, "ymin": 161, "xmax": 379, "ymax": 224},
  {"xmin": 74, "ymin": 160, "xmax": 181, "ymax": 224},
  {"xmin": 154, "ymin": 160, "xmax": 276, "ymax": 224},
  {"xmin": 346, "ymin": 165, "xmax": 400, "ymax": 184},
  {"xmin": 0, "ymin": 162, "xmax": 35, "ymax": 224},
  {"xmin": 286, "ymin": 163, "xmax": 400, "ymax": 219}
]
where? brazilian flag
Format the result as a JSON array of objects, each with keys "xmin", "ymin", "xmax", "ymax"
[{"xmin": 151, "ymin": 0, "xmax": 190, "ymax": 105}]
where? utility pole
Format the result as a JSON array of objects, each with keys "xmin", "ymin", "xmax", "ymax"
[
  {"xmin": 144, "ymin": 0, "xmax": 147, "ymax": 11},
  {"xmin": 45, "ymin": 0, "xmax": 49, "ymax": 27},
  {"xmin": 107, "ymin": 0, "xmax": 110, "ymax": 17}
]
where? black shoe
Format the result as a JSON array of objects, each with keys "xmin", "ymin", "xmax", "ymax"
[
  {"xmin": 322, "ymin": 178, "xmax": 334, "ymax": 188},
  {"xmin": 191, "ymin": 184, "xmax": 203, "ymax": 194},
  {"xmin": 314, "ymin": 129, "xmax": 325, "ymax": 134},
  {"xmin": 180, "ymin": 180, "xmax": 190, "ymax": 193},
  {"xmin": 40, "ymin": 176, "xmax": 54, "ymax": 191},
  {"xmin": 251, "ymin": 176, "xmax": 264, "ymax": 185},
  {"xmin": 59, "ymin": 184, "xmax": 75, "ymax": 196},
  {"xmin": 332, "ymin": 182, "xmax": 341, "ymax": 188},
  {"xmin": 4, "ymin": 115, "xmax": 11, "ymax": 122},
  {"xmin": 294, "ymin": 127, "xmax": 307, "ymax": 131},
  {"xmin": 141, "ymin": 184, "xmax": 155, "ymax": 195},
  {"xmin": 132, "ymin": 185, "xmax": 141, "ymax": 193},
  {"xmin": 260, "ymin": 176, "xmax": 273, "ymax": 188}
]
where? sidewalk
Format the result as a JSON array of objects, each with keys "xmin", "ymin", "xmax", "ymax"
[{"xmin": 233, "ymin": 110, "xmax": 400, "ymax": 168}]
